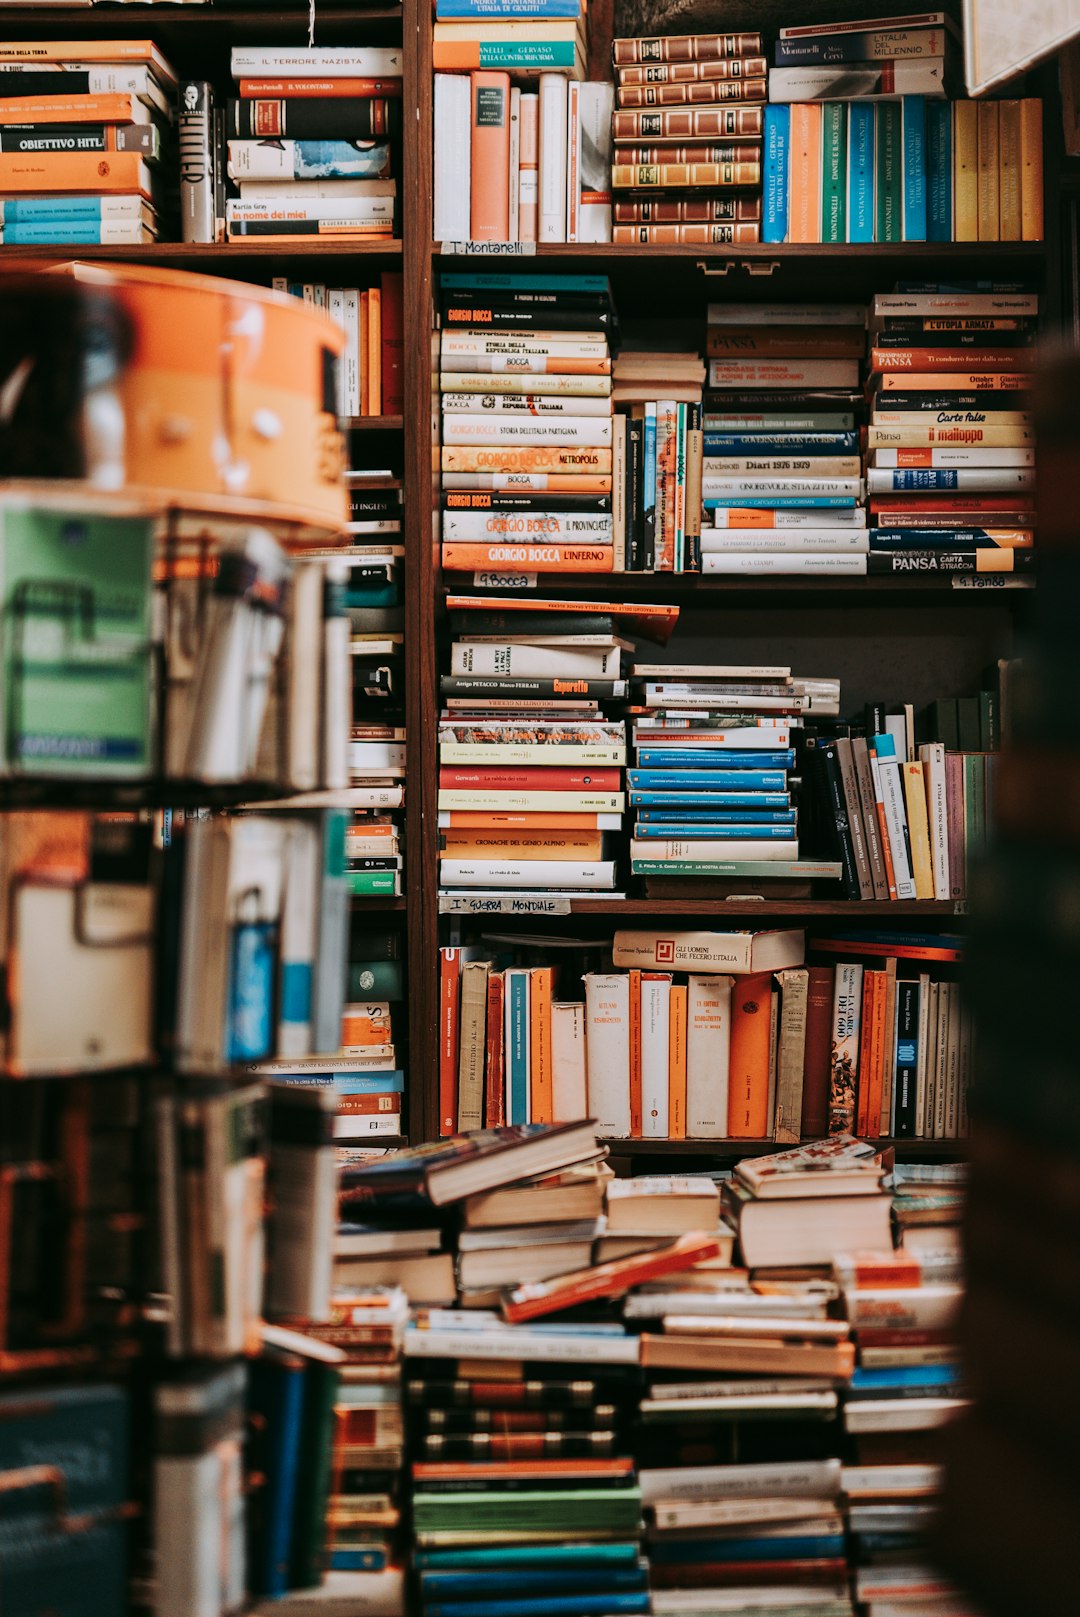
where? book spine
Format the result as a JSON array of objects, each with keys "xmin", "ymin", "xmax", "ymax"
[
  {"xmin": 828, "ymin": 962, "xmax": 863, "ymax": 1133},
  {"xmin": 439, "ymin": 948, "xmax": 462, "ymax": 1135},
  {"xmin": 727, "ymin": 971, "xmax": 773, "ymax": 1137},
  {"xmin": 847, "ymin": 100, "xmax": 875, "ymax": 242},
  {"xmin": 774, "ymin": 967, "xmax": 808, "ymax": 1143},
  {"xmin": 852, "ymin": 737, "xmax": 891, "ymax": 900},
  {"xmin": 518, "ymin": 90, "xmax": 539, "ymax": 241},
  {"xmin": 855, "ymin": 970, "xmax": 877, "ymax": 1136},
  {"xmin": 457, "ymin": 961, "xmax": 490, "ymax": 1132},
  {"xmin": 550, "ymin": 1000, "xmax": 586, "ymax": 1123},
  {"xmin": 925, "ymin": 98, "xmax": 952, "ymax": 241},
  {"xmin": 901, "ymin": 94, "xmax": 927, "ymax": 241},
  {"xmin": 584, "ymin": 973, "xmax": 631, "ymax": 1136},
  {"xmin": 953, "ymin": 99, "xmax": 978, "ymax": 241},
  {"xmin": 538, "ymin": 71, "xmax": 568, "ymax": 242},
  {"xmin": 611, "ymin": 106, "xmax": 765, "ymax": 141},
  {"xmin": 686, "ymin": 974, "xmax": 733, "ymax": 1137},
  {"xmin": 762, "ymin": 103, "xmax": 790, "ymax": 243},
  {"xmin": 776, "ymin": 25, "xmax": 952, "ymax": 62},
  {"xmin": 876, "ymin": 99, "xmax": 902, "ymax": 242},
  {"xmin": 564, "ymin": 79, "xmax": 580, "ymax": 242},
  {"xmin": 505, "ymin": 968, "xmax": 531, "ymax": 1124},
  {"xmin": 902, "ymin": 761, "xmax": 935, "ymax": 899},
  {"xmin": 1019, "ymin": 97, "xmax": 1043, "ymax": 240},
  {"xmin": 470, "ymin": 70, "xmax": 511, "ymax": 241},
  {"xmin": 179, "ymin": 81, "xmax": 214, "ymax": 244},
  {"xmin": 435, "ymin": 74, "xmax": 472, "ymax": 240},
  {"xmin": 668, "ymin": 983, "xmax": 687, "ymax": 1139},
  {"xmin": 485, "ymin": 970, "xmax": 506, "ymax": 1127},
  {"xmin": 817, "ymin": 741, "xmax": 862, "ymax": 901},
  {"xmin": 788, "ymin": 101, "xmax": 821, "ymax": 242},
  {"xmin": 612, "ymin": 221, "xmax": 761, "ymax": 244},
  {"xmin": 640, "ymin": 974, "xmax": 672, "ymax": 1137},
  {"xmin": 821, "ymin": 100, "xmax": 846, "ymax": 242},
  {"xmin": 835, "ymin": 737, "xmax": 874, "ymax": 899},
  {"xmin": 892, "ymin": 979, "xmax": 921, "ymax": 1136},
  {"xmin": 613, "ymin": 32, "xmax": 764, "ymax": 63},
  {"xmin": 977, "ymin": 100, "xmax": 1000, "ymax": 240},
  {"xmin": 876, "ymin": 746, "xmax": 918, "ymax": 899}
]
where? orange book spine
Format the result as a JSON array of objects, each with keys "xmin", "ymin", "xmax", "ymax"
[
  {"xmin": 727, "ymin": 971, "xmax": 774, "ymax": 1138},
  {"xmin": 470, "ymin": 69, "xmax": 511, "ymax": 241},
  {"xmin": 484, "ymin": 971, "xmax": 505, "ymax": 1127},
  {"xmin": 854, "ymin": 971, "xmax": 878, "ymax": 1137},
  {"xmin": 953, "ymin": 99, "xmax": 978, "ymax": 242},
  {"xmin": 788, "ymin": 103, "xmax": 821, "ymax": 243},
  {"xmin": 618, "ymin": 55, "xmax": 769, "ymax": 84},
  {"xmin": 876, "ymin": 371, "xmax": 1032, "ymax": 391},
  {"xmin": 415, "ymin": 1457, "xmax": 635, "ymax": 1482},
  {"xmin": 443, "ymin": 833, "xmax": 604, "ymax": 856},
  {"xmin": 1019, "ymin": 97, "xmax": 1044, "ymax": 241},
  {"xmin": 0, "ymin": 37, "xmax": 165, "ymax": 64},
  {"xmin": 439, "ymin": 948, "xmax": 462, "ymax": 1135},
  {"xmin": 628, "ymin": 969, "xmax": 642, "ymax": 1138},
  {"xmin": 612, "ymin": 32, "xmax": 763, "ymax": 64},
  {"xmin": 977, "ymin": 100, "xmax": 1000, "ymax": 241},
  {"xmin": 367, "ymin": 286, "xmax": 382, "ymax": 414},
  {"xmin": 238, "ymin": 77, "xmax": 403, "ymax": 97},
  {"xmin": 617, "ymin": 79, "xmax": 767, "ymax": 108},
  {"xmin": 611, "ymin": 106, "xmax": 764, "ymax": 141},
  {"xmin": 0, "ymin": 149, "xmax": 150, "ymax": 195},
  {"xmin": 873, "ymin": 792, "xmax": 898, "ymax": 901},
  {"xmin": 863, "ymin": 972, "xmax": 887, "ymax": 1142},
  {"xmin": 611, "ymin": 161, "xmax": 761, "ymax": 188},
  {"xmin": 442, "ymin": 542, "xmax": 613, "ymax": 572},
  {"xmin": 528, "ymin": 967, "xmax": 554, "ymax": 1125},
  {"xmin": 441, "ymin": 811, "xmax": 612, "ymax": 830},
  {"xmin": 503, "ymin": 1231, "xmax": 726, "ymax": 1322},
  {"xmin": 871, "ymin": 347, "xmax": 1029, "ymax": 372},
  {"xmin": 668, "ymin": 983, "xmax": 687, "ymax": 1140},
  {"xmin": 0, "ymin": 93, "xmax": 145, "ymax": 123},
  {"xmin": 442, "ymin": 446, "xmax": 612, "ymax": 473}
]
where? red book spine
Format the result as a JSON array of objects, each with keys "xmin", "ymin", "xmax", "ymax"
[
  {"xmin": 439, "ymin": 767, "xmax": 622, "ymax": 790},
  {"xmin": 503, "ymin": 1231, "xmax": 725, "ymax": 1323},
  {"xmin": 380, "ymin": 270, "xmax": 404, "ymax": 416}
]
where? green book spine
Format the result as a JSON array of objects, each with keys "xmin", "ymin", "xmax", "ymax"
[
  {"xmin": 348, "ymin": 870, "xmax": 400, "ymax": 896},
  {"xmin": 477, "ymin": 42, "xmax": 577, "ymax": 66},
  {"xmin": 821, "ymin": 101, "xmax": 847, "ymax": 242},
  {"xmin": 954, "ymin": 696, "xmax": 982, "ymax": 752},
  {"xmin": 348, "ymin": 958, "xmax": 405, "ymax": 1001},
  {"xmin": 875, "ymin": 100, "xmax": 902, "ymax": 242},
  {"xmin": 289, "ymin": 1362, "xmax": 341, "ymax": 1589}
]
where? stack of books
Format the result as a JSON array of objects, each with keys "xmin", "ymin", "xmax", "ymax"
[
  {"xmin": 223, "ymin": 43, "xmax": 402, "ymax": 243},
  {"xmin": 432, "ymin": 0, "xmax": 613, "ymax": 245},
  {"xmin": 439, "ymin": 271, "xmax": 618, "ymax": 577},
  {"xmin": 626, "ymin": 663, "xmax": 842, "ymax": 885},
  {"xmin": 764, "ymin": 10, "xmax": 1043, "ymax": 244},
  {"xmin": 272, "ymin": 280, "xmax": 405, "ymax": 417},
  {"xmin": 611, "ymin": 341, "xmax": 707, "ymax": 571},
  {"xmin": 865, "ymin": 286, "xmax": 1037, "ymax": 579},
  {"xmin": 0, "ymin": 37, "xmax": 173, "ymax": 245},
  {"xmin": 702, "ymin": 301, "xmax": 868, "ymax": 574},
  {"xmin": 722, "ymin": 1136, "xmax": 894, "ymax": 1269},
  {"xmin": 610, "ymin": 30, "xmax": 767, "ymax": 245}
]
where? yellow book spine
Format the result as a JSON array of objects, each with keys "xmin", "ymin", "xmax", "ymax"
[
  {"xmin": 528, "ymin": 966, "xmax": 553, "ymax": 1125},
  {"xmin": 1020, "ymin": 97, "xmax": 1045, "ymax": 241},
  {"xmin": 902, "ymin": 761, "xmax": 935, "ymax": 901},
  {"xmin": 953, "ymin": 100, "xmax": 978, "ymax": 242},
  {"xmin": 977, "ymin": 100, "xmax": 1000, "ymax": 241},
  {"xmin": 668, "ymin": 983, "xmax": 687, "ymax": 1140},
  {"xmin": 997, "ymin": 100, "xmax": 1021, "ymax": 241}
]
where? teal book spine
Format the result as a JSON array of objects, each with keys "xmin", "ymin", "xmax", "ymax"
[
  {"xmin": 821, "ymin": 101, "xmax": 847, "ymax": 242},
  {"xmin": 762, "ymin": 103, "xmax": 790, "ymax": 242},
  {"xmin": 847, "ymin": 101, "xmax": 875, "ymax": 243},
  {"xmin": 902, "ymin": 95, "xmax": 927, "ymax": 240},
  {"xmin": 926, "ymin": 98, "xmax": 952, "ymax": 240},
  {"xmin": 348, "ymin": 958, "xmax": 405, "ymax": 1000},
  {"xmin": 506, "ymin": 970, "xmax": 530, "ymax": 1124},
  {"xmin": 875, "ymin": 100, "xmax": 902, "ymax": 242},
  {"xmin": 476, "ymin": 42, "xmax": 577, "ymax": 66}
]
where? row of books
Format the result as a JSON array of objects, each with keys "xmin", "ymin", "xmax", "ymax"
[
  {"xmin": 433, "ymin": 71, "xmax": 614, "ymax": 244},
  {"xmin": 436, "ymin": 929, "xmax": 973, "ymax": 1143},
  {"xmin": 0, "ymin": 37, "xmax": 174, "ymax": 244},
  {"xmin": 271, "ymin": 277, "xmax": 405, "ymax": 418}
]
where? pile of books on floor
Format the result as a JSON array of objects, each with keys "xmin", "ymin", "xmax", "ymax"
[
  {"xmin": 702, "ymin": 301, "xmax": 868, "ymax": 574},
  {"xmin": 610, "ymin": 29, "xmax": 767, "ymax": 245},
  {"xmin": 611, "ymin": 340, "xmax": 707, "ymax": 571},
  {"xmin": 627, "ymin": 662, "xmax": 842, "ymax": 887},
  {"xmin": 272, "ymin": 278, "xmax": 404, "ymax": 417},
  {"xmin": 866, "ymin": 286, "xmax": 1037, "ymax": 579},
  {"xmin": 439, "ymin": 271, "xmax": 618, "ymax": 577},
  {"xmin": 223, "ymin": 42, "xmax": 402, "ymax": 243},
  {"xmin": 0, "ymin": 37, "xmax": 174, "ymax": 246},
  {"xmin": 433, "ymin": 25, "xmax": 614, "ymax": 246},
  {"xmin": 764, "ymin": 9, "xmax": 1043, "ymax": 244}
]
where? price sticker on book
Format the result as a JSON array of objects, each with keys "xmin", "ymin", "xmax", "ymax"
[
  {"xmin": 440, "ymin": 241, "xmax": 538, "ymax": 256},
  {"xmin": 439, "ymin": 894, "xmax": 572, "ymax": 916},
  {"xmin": 473, "ymin": 572, "xmax": 537, "ymax": 589}
]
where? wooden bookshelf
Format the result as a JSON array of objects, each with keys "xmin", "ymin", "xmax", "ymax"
[{"xmin": 0, "ymin": 0, "xmax": 1058, "ymax": 1153}]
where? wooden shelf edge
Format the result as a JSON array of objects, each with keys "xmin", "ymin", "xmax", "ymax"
[
  {"xmin": 564, "ymin": 898, "xmax": 966, "ymax": 916},
  {"xmin": 0, "ymin": 241, "xmax": 403, "ymax": 265},
  {"xmin": 442, "ymin": 571, "xmax": 1034, "ymax": 598},
  {"xmin": 350, "ymin": 895, "xmax": 407, "ymax": 911},
  {"xmin": 342, "ymin": 415, "xmax": 405, "ymax": 430},
  {"xmin": 432, "ymin": 240, "xmax": 1047, "ymax": 263},
  {"xmin": 602, "ymin": 1136, "xmax": 965, "ymax": 1156}
]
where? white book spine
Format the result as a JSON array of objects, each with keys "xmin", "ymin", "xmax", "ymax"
[
  {"xmin": 914, "ymin": 974, "xmax": 932, "ymax": 1137},
  {"xmin": 866, "ymin": 467, "xmax": 1035, "ymax": 492},
  {"xmin": 551, "ymin": 1001, "xmax": 588, "ymax": 1122},
  {"xmin": 507, "ymin": 84, "xmax": 521, "ymax": 242},
  {"xmin": 230, "ymin": 46, "xmax": 403, "ymax": 75},
  {"xmin": 702, "ymin": 528, "xmax": 869, "ymax": 551},
  {"xmin": 442, "ymin": 510, "xmax": 613, "ymax": 542},
  {"xmin": 342, "ymin": 289, "xmax": 361, "ymax": 416},
  {"xmin": 584, "ymin": 972, "xmax": 631, "ymax": 1136},
  {"xmin": 434, "ymin": 73, "xmax": 471, "ymax": 240},
  {"xmin": 277, "ymin": 821, "xmax": 320, "ymax": 1058},
  {"xmin": 450, "ymin": 643, "xmax": 616, "ymax": 677},
  {"xmin": 538, "ymin": 71, "xmax": 568, "ymax": 242},
  {"xmin": 630, "ymin": 839, "xmax": 797, "ymax": 862},
  {"xmin": 441, "ymin": 415, "xmax": 613, "ymax": 446},
  {"xmin": 686, "ymin": 974, "xmax": 733, "ymax": 1137},
  {"xmin": 441, "ymin": 859, "xmax": 616, "ymax": 888},
  {"xmin": 872, "ymin": 446, "xmax": 1034, "ymax": 467},
  {"xmin": 703, "ymin": 553, "xmax": 867, "ymax": 575},
  {"xmin": 442, "ymin": 389, "xmax": 612, "ymax": 416},
  {"xmin": 876, "ymin": 754, "xmax": 917, "ymax": 899},
  {"xmin": 326, "ymin": 289, "xmax": 347, "ymax": 417},
  {"xmin": 518, "ymin": 91, "xmax": 539, "ymax": 242},
  {"xmin": 154, "ymin": 1450, "xmax": 233, "ymax": 1617},
  {"xmin": 640, "ymin": 974, "xmax": 672, "ymax": 1137},
  {"xmin": 711, "ymin": 506, "xmax": 866, "ymax": 527},
  {"xmin": 918, "ymin": 741, "xmax": 951, "ymax": 901},
  {"xmin": 639, "ymin": 1458, "xmax": 843, "ymax": 1505}
]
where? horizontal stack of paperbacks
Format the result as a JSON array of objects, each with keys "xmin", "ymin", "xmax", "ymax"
[
  {"xmin": 609, "ymin": 30, "xmax": 768, "ymax": 246},
  {"xmin": 434, "ymin": 926, "xmax": 975, "ymax": 1145},
  {"xmin": 763, "ymin": 10, "xmax": 1043, "ymax": 243},
  {"xmin": 610, "ymin": 337, "xmax": 707, "ymax": 571},
  {"xmin": 432, "ymin": 0, "xmax": 613, "ymax": 244},
  {"xmin": 327, "ymin": 1125, "xmax": 972, "ymax": 1617},
  {"xmin": 178, "ymin": 43, "xmax": 404, "ymax": 245},
  {"xmin": 272, "ymin": 278, "xmax": 405, "ymax": 419},
  {"xmin": 864, "ymin": 285, "xmax": 1038, "ymax": 579},
  {"xmin": 0, "ymin": 37, "xmax": 175, "ymax": 245},
  {"xmin": 935, "ymin": 354, "xmax": 1080, "ymax": 1617}
]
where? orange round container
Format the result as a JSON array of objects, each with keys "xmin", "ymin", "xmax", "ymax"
[{"xmin": 0, "ymin": 260, "xmax": 348, "ymax": 536}]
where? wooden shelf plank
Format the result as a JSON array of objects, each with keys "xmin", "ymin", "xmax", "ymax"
[
  {"xmin": 0, "ymin": 241, "xmax": 403, "ymax": 265},
  {"xmin": 433, "ymin": 240, "xmax": 1047, "ymax": 264},
  {"xmin": 564, "ymin": 898, "xmax": 966, "ymax": 917},
  {"xmin": 351, "ymin": 895, "xmax": 407, "ymax": 912},
  {"xmin": 602, "ymin": 1136, "xmax": 964, "ymax": 1157},
  {"xmin": 342, "ymin": 415, "xmax": 405, "ymax": 431},
  {"xmin": 443, "ymin": 571, "xmax": 1033, "ymax": 601}
]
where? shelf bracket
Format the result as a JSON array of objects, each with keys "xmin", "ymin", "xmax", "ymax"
[
  {"xmin": 694, "ymin": 260, "xmax": 734, "ymax": 277},
  {"xmin": 742, "ymin": 261, "xmax": 781, "ymax": 276}
]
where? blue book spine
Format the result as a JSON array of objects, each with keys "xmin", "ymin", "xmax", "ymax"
[
  {"xmin": 258, "ymin": 1364, "xmax": 306, "ymax": 1598},
  {"xmin": 892, "ymin": 978, "xmax": 921, "ymax": 1136},
  {"xmin": 422, "ymin": 1569, "xmax": 647, "ymax": 1598},
  {"xmin": 851, "ymin": 1362, "xmax": 962, "ymax": 1391},
  {"xmin": 426, "ymin": 1596, "xmax": 650, "ymax": 1617},
  {"xmin": 650, "ymin": 1535, "xmax": 846, "ymax": 1566},
  {"xmin": 0, "ymin": 196, "xmax": 121, "ymax": 219},
  {"xmin": 255, "ymin": 138, "xmax": 390, "ymax": 178},
  {"xmin": 269, "ymin": 1071, "xmax": 404, "ymax": 1094},
  {"xmin": 415, "ymin": 1545, "xmax": 643, "ymax": 1572},
  {"xmin": 440, "ymin": 271, "xmax": 610, "ymax": 294},
  {"xmin": 629, "ymin": 789, "xmax": 790, "ymax": 806},
  {"xmin": 437, "ymin": 0, "xmax": 581, "ymax": 12},
  {"xmin": 0, "ymin": 222, "xmax": 138, "ymax": 243},
  {"xmin": 870, "ymin": 529, "xmax": 1002, "ymax": 549},
  {"xmin": 633, "ymin": 750, "xmax": 796, "ymax": 770},
  {"xmin": 704, "ymin": 432, "xmax": 858, "ymax": 454},
  {"xmin": 878, "ymin": 469, "xmax": 965, "ymax": 490},
  {"xmin": 704, "ymin": 495, "xmax": 857, "ymax": 508},
  {"xmin": 507, "ymin": 972, "xmax": 529, "ymax": 1125},
  {"xmin": 926, "ymin": 99, "xmax": 952, "ymax": 241},
  {"xmin": 902, "ymin": 96, "xmax": 927, "ymax": 241},
  {"xmin": 820, "ymin": 929, "xmax": 965, "ymax": 949},
  {"xmin": 848, "ymin": 101, "xmax": 875, "ymax": 243},
  {"xmin": 762, "ymin": 103, "xmax": 790, "ymax": 243},
  {"xmin": 329, "ymin": 1546, "xmax": 389, "ymax": 1570},
  {"xmin": 633, "ymin": 822, "xmax": 797, "ymax": 839},
  {"xmin": 636, "ymin": 808, "xmax": 797, "ymax": 824},
  {"xmin": 628, "ymin": 769, "xmax": 788, "ymax": 791}
]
